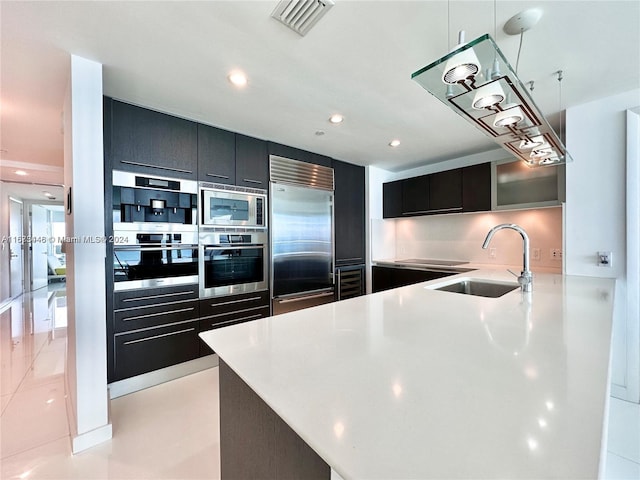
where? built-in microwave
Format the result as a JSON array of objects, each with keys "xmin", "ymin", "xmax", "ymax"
[{"xmin": 199, "ymin": 183, "xmax": 267, "ymax": 228}]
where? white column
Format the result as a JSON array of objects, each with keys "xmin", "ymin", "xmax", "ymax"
[{"xmin": 63, "ymin": 55, "xmax": 112, "ymax": 453}]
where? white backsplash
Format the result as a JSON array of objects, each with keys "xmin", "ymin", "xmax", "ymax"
[{"xmin": 389, "ymin": 207, "xmax": 563, "ymax": 271}]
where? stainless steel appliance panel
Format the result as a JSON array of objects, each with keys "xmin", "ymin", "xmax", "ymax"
[
  {"xmin": 199, "ymin": 231, "xmax": 268, "ymax": 298},
  {"xmin": 270, "ymin": 183, "xmax": 334, "ymax": 299},
  {"xmin": 113, "ymin": 230, "xmax": 198, "ymax": 291},
  {"xmin": 200, "ymin": 184, "xmax": 267, "ymax": 228}
]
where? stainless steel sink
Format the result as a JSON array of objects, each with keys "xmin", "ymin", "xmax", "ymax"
[{"xmin": 432, "ymin": 279, "xmax": 519, "ymax": 298}]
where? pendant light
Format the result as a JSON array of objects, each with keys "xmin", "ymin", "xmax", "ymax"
[{"xmin": 411, "ymin": 7, "xmax": 572, "ymax": 168}]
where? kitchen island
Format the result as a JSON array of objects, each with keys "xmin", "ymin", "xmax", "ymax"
[{"xmin": 200, "ymin": 269, "xmax": 615, "ymax": 479}]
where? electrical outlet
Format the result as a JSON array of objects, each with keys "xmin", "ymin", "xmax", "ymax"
[
  {"xmin": 551, "ymin": 248, "xmax": 562, "ymax": 260},
  {"xmin": 598, "ymin": 251, "xmax": 612, "ymax": 267},
  {"xmin": 489, "ymin": 247, "xmax": 497, "ymax": 259},
  {"xmin": 532, "ymin": 248, "xmax": 541, "ymax": 261}
]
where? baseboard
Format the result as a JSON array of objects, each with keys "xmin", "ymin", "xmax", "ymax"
[
  {"xmin": 108, "ymin": 355, "xmax": 218, "ymax": 399},
  {"xmin": 72, "ymin": 423, "xmax": 113, "ymax": 454}
]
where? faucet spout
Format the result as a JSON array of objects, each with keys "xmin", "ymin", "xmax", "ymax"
[{"xmin": 482, "ymin": 223, "xmax": 533, "ymax": 292}]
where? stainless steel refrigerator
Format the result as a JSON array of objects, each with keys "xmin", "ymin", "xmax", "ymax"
[{"xmin": 270, "ymin": 156, "xmax": 335, "ymax": 315}]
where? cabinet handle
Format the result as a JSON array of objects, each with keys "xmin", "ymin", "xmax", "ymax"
[
  {"xmin": 209, "ymin": 296, "xmax": 262, "ymax": 307},
  {"xmin": 402, "ymin": 207, "xmax": 462, "ymax": 215},
  {"xmin": 121, "ymin": 290, "xmax": 196, "ymax": 303},
  {"xmin": 120, "ymin": 160, "xmax": 193, "ymax": 174},
  {"xmin": 278, "ymin": 291, "xmax": 334, "ymax": 304},
  {"xmin": 206, "ymin": 173, "xmax": 230, "ymax": 179},
  {"xmin": 123, "ymin": 327, "xmax": 195, "ymax": 345},
  {"xmin": 121, "ymin": 306, "xmax": 195, "ymax": 322},
  {"xmin": 116, "ymin": 298, "xmax": 196, "ymax": 313},
  {"xmin": 211, "ymin": 313, "xmax": 262, "ymax": 328},
  {"xmin": 200, "ymin": 305, "xmax": 266, "ymax": 320},
  {"xmin": 243, "ymin": 178, "xmax": 263, "ymax": 184},
  {"xmin": 338, "ymin": 257, "xmax": 363, "ymax": 262}
]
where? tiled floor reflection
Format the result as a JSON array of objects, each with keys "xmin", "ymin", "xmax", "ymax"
[{"xmin": 0, "ymin": 285, "xmax": 638, "ymax": 479}]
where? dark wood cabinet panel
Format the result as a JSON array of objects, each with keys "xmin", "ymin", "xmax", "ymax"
[
  {"xmin": 462, "ymin": 163, "xmax": 492, "ymax": 212},
  {"xmin": 268, "ymin": 143, "xmax": 332, "ymax": 168},
  {"xmin": 219, "ymin": 360, "xmax": 330, "ymax": 480},
  {"xmin": 236, "ymin": 134, "xmax": 268, "ymax": 189},
  {"xmin": 429, "ymin": 169, "xmax": 462, "ymax": 212},
  {"xmin": 383, "ymin": 180, "xmax": 403, "ymax": 218},
  {"xmin": 334, "ymin": 159, "xmax": 365, "ymax": 265},
  {"xmin": 109, "ymin": 99, "xmax": 197, "ymax": 179},
  {"xmin": 112, "ymin": 320, "xmax": 200, "ymax": 381},
  {"xmin": 197, "ymin": 124, "xmax": 235, "ymax": 184},
  {"xmin": 199, "ymin": 291, "xmax": 270, "ymax": 356},
  {"xmin": 402, "ymin": 175, "xmax": 430, "ymax": 215},
  {"xmin": 372, "ymin": 266, "xmax": 457, "ymax": 293}
]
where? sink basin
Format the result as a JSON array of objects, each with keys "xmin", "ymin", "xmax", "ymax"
[{"xmin": 431, "ymin": 279, "xmax": 519, "ymax": 298}]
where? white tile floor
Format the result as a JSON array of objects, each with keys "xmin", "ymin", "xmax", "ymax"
[{"xmin": 0, "ymin": 286, "xmax": 638, "ymax": 479}]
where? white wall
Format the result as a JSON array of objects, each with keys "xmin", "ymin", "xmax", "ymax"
[
  {"xmin": 566, "ymin": 89, "xmax": 640, "ymax": 402},
  {"xmin": 64, "ymin": 55, "xmax": 111, "ymax": 452},
  {"xmin": 394, "ymin": 207, "xmax": 563, "ymax": 272}
]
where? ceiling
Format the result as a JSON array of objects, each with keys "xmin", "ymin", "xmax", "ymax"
[{"xmin": 1, "ymin": 1, "xmax": 639, "ymax": 189}]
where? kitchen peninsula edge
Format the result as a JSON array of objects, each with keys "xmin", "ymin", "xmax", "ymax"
[{"xmin": 200, "ymin": 270, "xmax": 615, "ymax": 479}]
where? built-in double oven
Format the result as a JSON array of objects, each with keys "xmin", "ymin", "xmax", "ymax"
[
  {"xmin": 198, "ymin": 183, "xmax": 268, "ymax": 299},
  {"xmin": 112, "ymin": 171, "xmax": 199, "ymax": 291}
]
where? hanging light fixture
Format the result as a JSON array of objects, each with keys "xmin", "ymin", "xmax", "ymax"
[{"xmin": 411, "ymin": 8, "xmax": 572, "ymax": 168}]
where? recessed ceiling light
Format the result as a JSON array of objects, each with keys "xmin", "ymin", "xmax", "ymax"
[
  {"xmin": 43, "ymin": 191, "xmax": 53, "ymax": 197},
  {"xmin": 389, "ymin": 139, "xmax": 401, "ymax": 147},
  {"xmin": 228, "ymin": 71, "xmax": 248, "ymax": 87},
  {"xmin": 15, "ymin": 170, "xmax": 27, "ymax": 176},
  {"xmin": 329, "ymin": 114, "xmax": 344, "ymax": 124},
  {"xmin": 315, "ymin": 130, "xmax": 325, "ymax": 136}
]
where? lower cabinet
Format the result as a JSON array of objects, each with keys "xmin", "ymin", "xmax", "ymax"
[
  {"xmin": 199, "ymin": 290, "xmax": 271, "ymax": 356},
  {"xmin": 372, "ymin": 266, "xmax": 457, "ymax": 293},
  {"xmin": 113, "ymin": 320, "xmax": 201, "ymax": 381},
  {"xmin": 109, "ymin": 287, "xmax": 272, "ymax": 381}
]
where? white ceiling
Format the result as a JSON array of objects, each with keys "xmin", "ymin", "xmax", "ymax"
[{"xmin": 1, "ymin": 1, "xmax": 639, "ymax": 188}]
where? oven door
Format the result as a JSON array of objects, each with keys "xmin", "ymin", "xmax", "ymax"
[
  {"xmin": 199, "ymin": 243, "xmax": 267, "ymax": 298},
  {"xmin": 113, "ymin": 244, "xmax": 199, "ymax": 291}
]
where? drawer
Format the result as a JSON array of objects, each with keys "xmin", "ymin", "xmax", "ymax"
[
  {"xmin": 114, "ymin": 299, "xmax": 199, "ymax": 333},
  {"xmin": 114, "ymin": 284, "xmax": 198, "ymax": 310},
  {"xmin": 199, "ymin": 290, "xmax": 269, "ymax": 318},
  {"xmin": 112, "ymin": 319, "xmax": 200, "ymax": 381},
  {"xmin": 199, "ymin": 306, "xmax": 270, "ymax": 356}
]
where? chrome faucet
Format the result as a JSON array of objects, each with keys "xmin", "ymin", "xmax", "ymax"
[{"xmin": 482, "ymin": 224, "xmax": 533, "ymax": 292}]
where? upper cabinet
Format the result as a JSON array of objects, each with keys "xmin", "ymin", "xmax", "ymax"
[
  {"xmin": 428, "ymin": 169, "xmax": 462, "ymax": 213},
  {"xmin": 197, "ymin": 124, "xmax": 236, "ymax": 184},
  {"xmin": 236, "ymin": 134, "xmax": 268, "ymax": 189},
  {"xmin": 107, "ymin": 98, "xmax": 198, "ymax": 180},
  {"xmin": 462, "ymin": 163, "xmax": 491, "ymax": 212},
  {"xmin": 384, "ymin": 168, "xmax": 464, "ymax": 218},
  {"xmin": 333, "ymin": 159, "xmax": 365, "ymax": 266},
  {"xmin": 383, "ymin": 159, "xmax": 562, "ymax": 218},
  {"xmin": 493, "ymin": 160, "xmax": 564, "ymax": 210},
  {"xmin": 268, "ymin": 142, "xmax": 332, "ymax": 167}
]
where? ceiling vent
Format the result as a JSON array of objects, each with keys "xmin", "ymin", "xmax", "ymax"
[{"xmin": 271, "ymin": 0, "xmax": 335, "ymax": 36}]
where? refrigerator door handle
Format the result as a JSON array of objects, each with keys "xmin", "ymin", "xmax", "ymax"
[{"xmin": 278, "ymin": 291, "xmax": 335, "ymax": 304}]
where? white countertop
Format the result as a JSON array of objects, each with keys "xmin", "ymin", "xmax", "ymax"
[{"xmin": 200, "ymin": 270, "xmax": 615, "ymax": 479}]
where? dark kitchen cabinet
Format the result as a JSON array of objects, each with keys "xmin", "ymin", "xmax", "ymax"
[
  {"xmin": 462, "ymin": 163, "xmax": 492, "ymax": 212},
  {"xmin": 383, "ymin": 180, "xmax": 403, "ymax": 218},
  {"xmin": 333, "ymin": 159, "xmax": 365, "ymax": 266},
  {"xmin": 109, "ymin": 284, "xmax": 200, "ymax": 382},
  {"xmin": 372, "ymin": 266, "xmax": 456, "ymax": 293},
  {"xmin": 198, "ymin": 124, "xmax": 236, "ymax": 184},
  {"xmin": 402, "ymin": 175, "xmax": 430, "ymax": 215},
  {"xmin": 113, "ymin": 319, "xmax": 201, "ymax": 381},
  {"xmin": 199, "ymin": 290, "xmax": 270, "ymax": 356},
  {"xmin": 107, "ymin": 98, "xmax": 198, "ymax": 180},
  {"xmin": 268, "ymin": 143, "xmax": 332, "ymax": 168},
  {"xmin": 236, "ymin": 134, "xmax": 268, "ymax": 189},
  {"xmin": 429, "ymin": 169, "xmax": 462, "ymax": 212}
]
